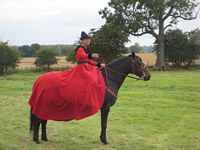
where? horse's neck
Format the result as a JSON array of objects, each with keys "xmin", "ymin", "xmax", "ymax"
[{"xmin": 105, "ymin": 57, "xmax": 130, "ymax": 92}]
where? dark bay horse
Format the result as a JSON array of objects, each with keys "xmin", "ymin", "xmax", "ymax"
[{"xmin": 29, "ymin": 52, "xmax": 151, "ymax": 144}]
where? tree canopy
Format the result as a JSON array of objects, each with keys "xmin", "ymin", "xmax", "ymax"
[
  {"xmin": 164, "ymin": 28, "xmax": 200, "ymax": 68},
  {"xmin": 18, "ymin": 43, "xmax": 40, "ymax": 57},
  {"xmin": 100, "ymin": 0, "xmax": 199, "ymax": 70},
  {"xmin": 89, "ymin": 23, "xmax": 129, "ymax": 63}
]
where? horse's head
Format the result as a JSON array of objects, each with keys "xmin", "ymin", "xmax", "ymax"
[{"xmin": 129, "ymin": 52, "xmax": 151, "ymax": 81}]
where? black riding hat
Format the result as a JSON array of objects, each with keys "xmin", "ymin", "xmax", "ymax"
[{"xmin": 80, "ymin": 31, "xmax": 91, "ymax": 40}]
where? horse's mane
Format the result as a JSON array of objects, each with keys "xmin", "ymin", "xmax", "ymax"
[{"xmin": 107, "ymin": 56, "xmax": 129, "ymax": 67}]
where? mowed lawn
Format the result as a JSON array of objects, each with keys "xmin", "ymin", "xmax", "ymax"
[{"xmin": 0, "ymin": 71, "xmax": 200, "ymax": 150}]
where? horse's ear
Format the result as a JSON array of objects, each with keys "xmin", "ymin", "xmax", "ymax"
[{"xmin": 132, "ymin": 52, "xmax": 135, "ymax": 57}]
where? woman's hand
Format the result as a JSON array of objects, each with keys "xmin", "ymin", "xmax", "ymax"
[
  {"xmin": 100, "ymin": 63, "xmax": 105, "ymax": 68},
  {"xmin": 92, "ymin": 53, "xmax": 99, "ymax": 58}
]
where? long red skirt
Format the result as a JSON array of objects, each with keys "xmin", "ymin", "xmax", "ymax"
[{"xmin": 28, "ymin": 64, "xmax": 105, "ymax": 121}]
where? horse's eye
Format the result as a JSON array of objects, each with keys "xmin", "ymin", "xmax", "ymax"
[{"xmin": 136, "ymin": 61, "xmax": 142, "ymax": 65}]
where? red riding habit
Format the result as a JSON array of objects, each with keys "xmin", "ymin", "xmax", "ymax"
[{"xmin": 28, "ymin": 46, "xmax": 105, "ymax": 121}]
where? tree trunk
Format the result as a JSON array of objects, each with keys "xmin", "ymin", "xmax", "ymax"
[
  {"xmin": 0, "ymin": 67, "xmax": 4, "ymax": 75},
  {"xmin": 155, "ymin": 20, "xmax": 166, "ymax": 70},
  {"xmin": 47, "ymin": 64, "xmax": 50, "ymax": 71}
]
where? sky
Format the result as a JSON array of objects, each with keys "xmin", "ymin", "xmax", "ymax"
[{"xmin": 0, "ymin": 0, "xmax": 200, "ymax": 46}]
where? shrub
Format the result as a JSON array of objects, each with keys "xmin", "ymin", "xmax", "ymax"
[
  {"xmin": 34, "ymin": 49, "xmax": 57, "ymax": 71},
  {"xmin": 0, "ymin": 42, "xmax": 21, "ymax": 75},
  {"xmin": 164, "ymin": 29, "xmax": 200, "ymax": 68}
]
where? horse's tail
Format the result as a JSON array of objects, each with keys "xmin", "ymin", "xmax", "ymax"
[{"xmin": 29, "ymin": 107, "xmax": 34, "ymax": 132}]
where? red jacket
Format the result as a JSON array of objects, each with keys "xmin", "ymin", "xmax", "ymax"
[{"xmin": 75, "ymin": 45, "xmax": 100, "ymax": 66}]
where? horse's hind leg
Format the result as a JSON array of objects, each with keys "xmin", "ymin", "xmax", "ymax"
[
  {"xmin": 33, "ymin": 116, "xmax": 41, "ymax": 144},
  {"xmin": 41, "ymin": 120, "xmax": 48, "ymax": 141}
]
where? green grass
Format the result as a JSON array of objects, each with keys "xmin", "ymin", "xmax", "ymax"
[{"xmin": 0, "ymin": 71, "xmax": 200, "ymax": 150}]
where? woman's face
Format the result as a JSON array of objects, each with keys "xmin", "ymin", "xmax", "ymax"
[{"xmin": 82, "ymin": 38, "xmax": 91, "ymax": 47}]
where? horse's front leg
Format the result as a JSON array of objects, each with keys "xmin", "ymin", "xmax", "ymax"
[{"xmin": 100, "ymin": 103, "xmax": 110, "ymax": 144}]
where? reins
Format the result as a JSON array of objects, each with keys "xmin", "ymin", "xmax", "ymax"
[
  {"xmin": 103, "ymin": 67, "xmax": 141, "ymax": 98},
  {"xmin": 105, "ymin": 66, "xmax": 142, "ymax": 80},
  {"xmin": 104, "ymin": 66, "xmax": 118, "ymax": 98}
]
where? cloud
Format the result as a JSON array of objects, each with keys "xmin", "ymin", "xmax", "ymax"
[
  {"xmin": 0, "ymin": 0, "xmax": 108, "ymax": 45},
  {"xmin": 0, "ymin": 0, "xmax": 199, "ymax": 46},
  {"xmin": 0, "ymin": 0, "xmax": 108, "ymax": 23}
]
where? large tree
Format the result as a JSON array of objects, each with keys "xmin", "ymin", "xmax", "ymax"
[
  {"xmin": 100, "ymin": 0, "xmax": 199, "ymax": 70},
  {"xmin": 89, "ymin": 23, "xmax": 129, "ymax": 63}
]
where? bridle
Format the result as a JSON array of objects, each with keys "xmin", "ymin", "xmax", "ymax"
[
  {"xmin": 131, "ymin": 56, "xmax": 147, "ymax": 81},
  {"xmin": 103, "ymin": 56, "xmax": 147, "ymax": 98}
]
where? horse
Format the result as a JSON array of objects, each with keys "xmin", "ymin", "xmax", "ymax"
[{"xmin": 29, "ymin": 52, "xmax": 151, "ymax": 144}]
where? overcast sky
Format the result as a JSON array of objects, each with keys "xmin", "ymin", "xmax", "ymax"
[{"xmin": 0, "ymin": 0, "xmax": 199, "ymax": 46}]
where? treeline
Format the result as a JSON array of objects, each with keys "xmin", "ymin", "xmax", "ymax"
[
  {"xmin": 0, "ymin": 42, "xmax": 77, "ymax": 74},
  {"xmin": 129, "ymin": 43, "xmax": 154, "ymax": 53},
  {"xmin": 1, "ymin": 28, "xmax": 200, "ymax": 75},
  {"xmin": 11, "ymin": 44, "xmax": 76, "ymax": 57}
]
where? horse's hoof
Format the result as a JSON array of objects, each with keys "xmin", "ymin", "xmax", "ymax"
[
  {"xmin": 103, "ymin": 141, "xmax": 108, "ymax": 145},
  {"xmin": 100, "ymin": 136, "xmax": 108, "ymax": 145},
  {"xmin": 34, "ymin": 140, "xmax": 40, "ymax": 144},
  {"xmin": 42, "ymin": 137, "xmax": 48, "ymax": 142}
]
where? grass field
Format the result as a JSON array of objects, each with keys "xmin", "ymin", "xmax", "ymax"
[{"xmin": 0, "ymin": 71, "xmax": 200, "ymax": 150}]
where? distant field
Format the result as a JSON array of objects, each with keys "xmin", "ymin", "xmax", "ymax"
[
  {"xmin": 17, "ymin": 53, "xmax": 157, "ymax": 70},
  {"xmin": 17, "ymin": 56, "xmax": 75, "ymax": 70},
  {"xmin": 136, "ymin": 53, "xmax": 156, "ymax": 65},
  {"xmin": 17, "ymin": 53, "xmax": 200, "ymax": 70}
]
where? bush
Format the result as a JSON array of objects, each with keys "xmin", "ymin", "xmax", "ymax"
[
  {"xmin": 164, "ymin": 29, "xmax": 200, "ymax": 68},
  {"xmin": 65, "ymin": 44, "xmax": 77, "ymax": 63},
  {"xmin": 34, "ymin": 49, "xmax": 58, "ymax": 71},
  {"xmin": 66, "ymin": 48, "xmax": 76, "ymax": 63},
  {"xmin": 0, "ymin": 42, "xmax": 21, "ymax": 75}
]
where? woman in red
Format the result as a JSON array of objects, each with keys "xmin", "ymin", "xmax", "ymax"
[
  {"xmin": 76, "ymin": 31, "xmax": 105, "ymax": 68},
  {"xmin": 29, "ymin": 31, "xmax": 106, "ymax": 121}
]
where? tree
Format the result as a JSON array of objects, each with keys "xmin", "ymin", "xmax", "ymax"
[
  {"xmin": 100, "ymin": 0, "xmax": 199, "ymax": 70},
  {"xmin": 89, "ymin": 23, "xmax": 129, "ymax": 63},
  {"xmin": 19, "ymin": 45, "xmax": 33, "ymax": 57},
  {"xmin": 0, "ymin": 41, "xmax": 21, "ymax": 74},
  {"xmin": 18, "ymin": 43, "xmax": 40, "ymax": 57},
  {"xmin": 186, "ymin": 28, "xmax": 200, "ymax": 67},
  {"xmin": 66, "ymin": 45, "xmax": 77, "ymax": 63},
  {"xmin": 188, "ymin": 28, "xmax": 200, "ymax": 45},
  {"xmin": 164, "ymin": 29, "xmax": 200, "ymax": 68},
  {"xmin": 129, "ymin": 42, "xmax": 143, "ymax": 53},
  {"xmin": 31, "ymin": 43, "xmax": 40, "ymax": 54},
  {"xmin": 34, "ymin": 49, "xmax": 58, "ymax": 71},
  {"xmin": 164, "ymin": 29, "xmax": 188, "ymax": 67}
]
